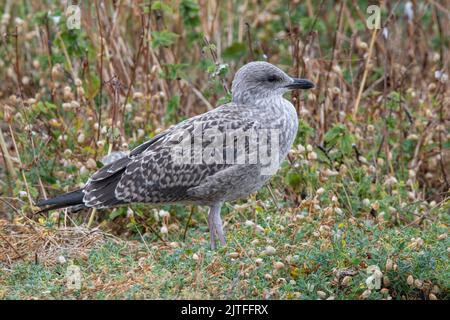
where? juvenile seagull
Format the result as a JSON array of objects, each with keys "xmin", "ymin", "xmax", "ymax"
[{"xmin": 37, "ymin": 61, "xmax": 314, "ymax": 249}]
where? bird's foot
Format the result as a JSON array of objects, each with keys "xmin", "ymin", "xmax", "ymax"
[
  {"xmin": 209, "ymin": 227, "xmax": 226, "ymax": 250},
  {"xmin": 207, "ymin": 207, "xmax": 226, "ymax": 250},
  {"xmin": 208, "ymin": 212, "xmax": 217, "ymax": 250},
  {"xmin": 213, "ymin": 212, "xmax": 226, "ymax": 246}
]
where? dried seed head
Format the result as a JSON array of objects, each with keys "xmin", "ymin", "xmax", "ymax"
[
  {"xmin": 407, "ymin": 275, "xmax": 414, "ymax": 286},
  {"xmin": 264, "ymin": 246, "xmax": 276, "ymax": 255},
  {"xmin": 383, "ymin": 276, "xmax": 391, "ymax": 287},
  {"xmin": 70, "ymin": 101, "xmax": 80, "ymax": 109},
  {"xmin": 385, "ymin": 258, "xmax": 393, "ymax": 271},
  {"xmin": 79, "ymin": 165, "xmax": 88, "ymax": 175},
  {"xmin": 158, "ymin": 210, "xmax": 170, "ymax": 218},
  {"xmin": 245, "ymin": 220, "xmax": 255, "ymax": 227},
  {"xmin": 429, "ymin": 293, "xmax": 438, "ymax": 300},
  {"xmin": 437, "ymin": 234, "xmax": 447, "ymax": 241},
  {"xmin": 21, "ymin": 76, "xmax": 30, "ymax": 85},
  {"xmin": 307, "ymin": 151, "xmax": 317, "ymax": 161},
  {"xmin": 264, "ymin": 273, "xmax": 272, "ymax": 281},
  {"xmin": 77, "ymin": 133, "xmax": 86, "ymax": 144},
  {"xmin": 384, "ymin": 176, "xmax": 398, "ymax": 186},
  {"xmin": 371, "ymin": 202, "xmax": 380, "ymax": 211},
  {"xmin": 331, "ymin": 86, "xmax": 341, "ymax": 96},
  {"xmin": 342, "ymin": 276, "xmax": 352, "ymax": 286},
  {"xmin": 125, "ymin": 103, "xmax": 133, "ymax": 112},
  {"xmin": 32, "ymin": 59, "xmax": 40, "ymax": 69},
  {"xmin": 86, "ymin": 158, "xmax": 97, "ymax": 169},
  {"xmin": 332, "ymin": 64, "xmax": 342, "ymax": 75},
  {"xmin": 57, "ymin": 256, "xmax": 66, "ymax": 264},
  {"xmin": 63, "ymin": 86, "xmax": 72, "ymax": 99},
  {"xmin": 19, "ymin": 190, "xmax": 28, "ymax": 198},
  {"xmin": 276, "ymin": 278, "xmax": 287, "ymax": 284},
  {"xmin": 324, "ymin": 169, "xmax": 339, "ymax": 177},
  {"xmin": 229, "ymin": 252, "xmax": 239, "ymax": 259},
  {"xmin": 431, "ymin": 285, "xmax": 440, "ymax": 295},
  {"xmin": 297, "ymin": 144, "xmax": 306, "ymax": 154},
  {"xmin": 51, "ymin": 64, "xmax": 64, "ymax": 81},
  {"xmin": 360, "ymin": 289, "xmax": 371, "ymax": 299},
  {"xmin": 274, "ymin": 261, "xmax": 285, "ymax": 270},
  {"xmin": 255, "ymin": 225, "xmax": 265, "ymax": 233},
  {"xmin": 160, "ymin": 225, "xmax": 168, "ymax": 234},
  {"xmin": 316, "ymin": 187, "xmax": 325, "ymax": 195},
  {"xmin": 414, "ymin": 279, "xmax": 423, "ymax": 289},
  {"xmin": 49, "ymin": 118, "xmax": 61, "ymax": 128},
  {"xmin": 317, "ymin": 291, "xmax": 327, "ymax": 299},
  {"xmin": 96, "ymin": 140, "xmax": 105, "ymax": 148},
  {"xmin": 339, "ymin": 164, "xmax": 348, "ymax": 175},
  {"xmin": 133, "ymin": 91, "xmax": 144, "ymax": 100},
  {"xmin": 356, "ymin": 38, "xmax": 368, "ymax": 50},
  {"xmin": 366, "ymin": 265, "xmax": 383, "ymax": 290},
  {"xmin": 63, "ymin": 149, "xmax": 72, "ymax": 157}
]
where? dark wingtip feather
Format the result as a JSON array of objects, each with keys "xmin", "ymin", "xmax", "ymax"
[{"xmin": 36, "ymin": 189, "xmax": 85, "ymax": 212}]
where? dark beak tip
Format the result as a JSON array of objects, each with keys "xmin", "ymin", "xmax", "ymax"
[
  {"xmin": 287, "ymin": 78, "xmax": 315, "ymax": 90},
  {"xmin": 304, "ymin": 81, "xmax": 315, "ymax": 89}
]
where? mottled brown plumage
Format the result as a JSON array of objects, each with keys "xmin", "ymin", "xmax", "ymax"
[{"xmin": 37, "ymin": 61, "xmax": 314, "ymax": 249}]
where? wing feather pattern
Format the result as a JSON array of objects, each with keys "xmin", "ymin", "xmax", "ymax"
[{"xmin": 82, "ymin": 104, "xmax": 260, "ymax": 208}]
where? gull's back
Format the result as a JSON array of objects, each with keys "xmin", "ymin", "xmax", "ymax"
[{"xmin": 83, "ymin": 97, "xmax": 297, "ymax": 207}]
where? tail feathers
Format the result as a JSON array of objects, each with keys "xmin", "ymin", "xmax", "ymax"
[{"xmin": 36, "ymin": 189, "xmax": 85, "ymax": 213}]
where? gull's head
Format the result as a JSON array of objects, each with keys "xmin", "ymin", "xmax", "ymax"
[{"xmin": 231, "ymin": 61, "xmax": 315, "ymax": 104}]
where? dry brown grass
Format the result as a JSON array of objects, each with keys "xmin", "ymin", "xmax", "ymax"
[{"xmin": 0, "ymin": 218, "xmax": 127, "ymax": 267}]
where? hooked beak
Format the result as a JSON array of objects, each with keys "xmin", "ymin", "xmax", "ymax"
[{"xmin": 285, "ymin": 77, "xmax": 315, "ymax": 90}]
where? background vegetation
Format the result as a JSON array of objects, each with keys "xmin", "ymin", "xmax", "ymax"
[{"xmin": 0, "ymin": 0, "xmax": 449, "ymax": 299}]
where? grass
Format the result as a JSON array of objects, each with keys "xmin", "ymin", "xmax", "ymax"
[
  {"xmin": 0, "ymin": 0, "xmax": 449, "ymax": 300},
  {"xmin": 1, "ymin": 201, "xmax": 448, "ymax": 299}
]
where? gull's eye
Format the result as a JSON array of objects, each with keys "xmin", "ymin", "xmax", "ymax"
[{"xmin": 267, "ymin": 74, "xmax": 281, "ymax": 82}]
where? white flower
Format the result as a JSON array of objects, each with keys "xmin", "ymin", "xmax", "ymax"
[
  {"xmin": 382, "ymin": 27, "xmax": 389, "ymax": 39},
  {"xmin": 274, "ymin": 261, "xmax": 285, "ymax": 270},
  {"xmin": 158, "ymin": 210, "xmax": 170, "ymax": 218},
  {"xmin": 213, "ymin": 63, "xmax": 229, "ymax": 77},
  {"xmin": 160, "ymin": 225, "xmax": 168, "ymax": 234},
  {"xmin": 51, "ymin": 14, "xmax": 61, "ymax": 25},
  {"xmin": 126, "ymin": 207, "xmax": 134, "ymax": 218},
  {"xmin": 384, "ymin": 176, "xmax": 398, "ymax": 187},
  {"xmin": 316, "ymin": 187, "xmax": 325, "ymax": 195},
  {"xmin": 255, "ymin": 225, "xmax": 265, "ymax": 233},
  {"xmin": 297, "ymin": 144, "xmax": 306, "ymax": 154},
  {"xmin": 19, "ymin": 190, "xmax": 28, "ymax": 198},
  {"xmin": 245, "ymin": 220, "xmax": 255, "ymax": 227},
  {"xmin": 404, "ymin": 2, "xmax": 414, "ymax": 21},
  {"xmin": 435, "ymin": 70, "xmax": 448, "ymax": 83},
  {"xmin": 263, "ymin": 246, "xmax": 276, "ymax": 255},
  {"xmin": 57, "ymin": 256, "xmax": 67, "ymax": 264},
  {"xmin": 14, "ymin": 17, "xmax": 24, "ymax": 26},
  {"xmin": 366, "ymin": 265, "xmax": 383, "ymax": 290}
]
